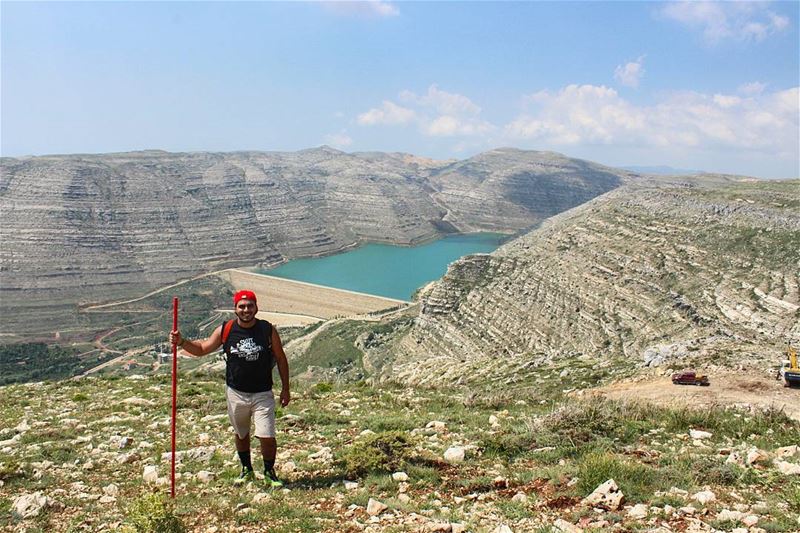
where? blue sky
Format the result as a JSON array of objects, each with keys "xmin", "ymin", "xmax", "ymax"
[{"xmin": 2, "ymin": 1, "xmax": 798, "ymax": 178}]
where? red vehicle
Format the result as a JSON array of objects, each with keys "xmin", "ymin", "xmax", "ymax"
[{"xmin": 671, "ymin": 370, "xmax": 710, "ymax": 386}]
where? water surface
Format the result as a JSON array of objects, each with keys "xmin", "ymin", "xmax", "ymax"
[{"xmin": 260, "ymin": 233, "xmax": 507, "ymax": 300}]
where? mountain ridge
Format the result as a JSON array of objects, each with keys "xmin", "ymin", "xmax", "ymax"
[
  {"xmin": 1, "ymin": 147, "xmax": 630, "ymax": 339},
  {"xmin": 374, "ymin": 178, "xmax": 799, "ymax": 387}
]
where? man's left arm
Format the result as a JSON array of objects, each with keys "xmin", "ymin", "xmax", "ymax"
[{"xmin": 272, "ymin": 327, "xmax": 291, "ymax": 407}]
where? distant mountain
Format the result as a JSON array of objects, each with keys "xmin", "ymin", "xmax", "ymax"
[
  {"xmin": 383, "ymin": 178, "xmax": 800, "ymax": 386},
  {"xmin": 622, "ymin": 165, "xmax": 702, "ymax": 175},
  {"xmin": 0, "ymin": 147, "xmax": 629, "ymax": 339}
]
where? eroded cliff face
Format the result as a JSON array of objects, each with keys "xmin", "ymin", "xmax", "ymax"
[
  {"xmin": 0, "ymin": 147, "xmax": 626, "ymax": 337},
  {"xmin": 386, "ymin": 179, "xmax": 800, "ymax": 386}
]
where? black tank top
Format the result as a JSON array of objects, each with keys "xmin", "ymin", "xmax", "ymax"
[{"xmin": 223, "ymin": 319, "xmax": 273, "ymax": 393}]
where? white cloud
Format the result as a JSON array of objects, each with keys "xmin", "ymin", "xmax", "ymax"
[
  {"xmin": 323, "ymin": 1, "xmax": 399, "ymax": 18},
  {"xmin": 769, "ymin": 11, "xmax": 790, "ymax": 30},
  {"xmin": 660, "ymin": 1, "xmax": 790, "ymax": 43},
  {"xmin": 423, "ymin": 115, "xmax": 494, "ymax": 137},
  {"xmin": 738, "ymin": 81, "xmax": 767, "ymax": 96},
  {"xmin": 325, "ymin": 131, "xmax": 353, "ymax": 148},
  {"xmin": 614, "ymin": 56, "xmax": 645, "ymax": 88},
  {"xmin": 506, "ymin": 84, "xmax": 799, "ymax": 157},
  {"xmin": 357, "ymin": 101, "xmax": 416, "ymax": 126},
  {"xmin": 400, "ymin": 85, "xmax": 482, "ymax": 116},
  {"xmin": 356, "ymin": 82, "xmax": 798, "ymax": 168},
  {"xmin": 712, "ymin": 94, "xmax": 742, "ymax": 108},
  {"xmin": 358, "ymin": 85, "xmax": 494, "ymax": 137}
]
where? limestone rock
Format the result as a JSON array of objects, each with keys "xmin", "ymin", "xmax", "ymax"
[
  {"xmin": 196, "ymin": 470, "xmax": 214, "ymax": 483},
  {"xmin": 122, "ymin": 397, "xmax": 154, "ymax": 407},
  {"xmin": 689, "ymin": 429, "xmax": 712, "ymax": 440},
  {"xmin": 775, "ymin": 445, "xmax": 799, "ymax": 458},
  {"xmin": 746, "ymin": 448, "xmax": 769, "ymax": 466},
  {"xmin": 553, "ymin": 519, "xmax": 583, "ymax": 533},
  {"xmin": 511, "ymin": 492, "xmax": 527, "ymax": 503},
  {"xmin": 143, "ymin": 465, "xmax": 158, "ymax": 483},
  {"xmin": 366, "ymin": 498, "xmax": 388, "ymax": 516},
  {"xmin": 692, "ymin": 490, "xmax": 716, "ymax": 504},
  {"xmin": 252, "ymin": 493, "xmax": 271, "ymax": 505},
  {"xmin": 426, "ymin": 421, "xmax": 447, "ymax": 432},
  {"xmin": 627, "ymin": 503, "xmax": 648, "ymax": 519},
  {"xmin": 392, "ymin": 471, "xmax": 409, "ymax": 482},
  {"xmin": 726, "ymin": 451, "xmax": 745, "ymax": 466},
  {"xmin": 13, "ymin": 492, "xmax": 48, "ymax": 519},
  {"xmin": 278, "ymin": 460, "xmax": 296, "ymax": 474},
  {"xmin": 308, "ymin": 447, "xmax": 333, "ymax": 464},
  {"xmin": 582, "ymin": 479, "xmax": 624, "ymax": 510},
  {"xmin": 444, "ymin": 446, "xmax": 465, "ymax": 464},
  {"xmin": 774, "ymin": 460, "xmax": 800, "ymax": 475},
  {"xmin": 717, "ymin": 509, "xmax": 745, "ymax": 521},
  {"xmin": 742, "ymin": 515, "xmax": 759, "ymax": 526}
]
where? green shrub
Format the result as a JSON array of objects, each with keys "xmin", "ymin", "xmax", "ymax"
[
  {"xmin": 481, "ymin": 426, "xmax": 538, "ymax": 459},
  {"xmin": 340, "ymin": 430, "xmax": 419, "ymax": 477},
  {"xmin": 126, "ymin": 493, "xmax": 185, "ymax": 533},
  {"xmin": 576, "ymin": 451, "xmax": 662, "ymax": 503},
  {"xmin": 537, "ymin": 399, "xmax": 652, "ymax": 450},
  {"xmin": 361, "ymin": 413, "xmax": 418, "ymax": 432},
  {"xmin": 0, "ymin": 459, "xmax": 28, "ymax": 483},
  {"xmin": 496, "ymin": 500, "xmax": 533, "ymax": 520},
  {"xmin": 786, "ymin": 483, "xmax": 800, "ymax": 513},
  {"xmin": 312, "ymin": 382, "xmax": 334, "ymax": 394},
  {"xmin": 693, "ymin": 456, "xmax": 750, "ymax": 486}
]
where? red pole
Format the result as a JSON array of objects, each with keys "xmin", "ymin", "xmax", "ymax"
[{"xmin": 170, "ymin": 297, "xmax": 178, "ymax": 499}]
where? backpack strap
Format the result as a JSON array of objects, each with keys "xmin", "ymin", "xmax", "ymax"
[
  {"xmin": 263, "ymin": 321, "xmax": 273, "ymax": 350},
  {"xmin": 221, "ymin": 319, "xmax": 235, "ymax": 345}
]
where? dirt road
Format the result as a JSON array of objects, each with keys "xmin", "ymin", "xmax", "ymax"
[{"xmin": 594, "ymin": 370, "xmax": 800, "ymax": 420}]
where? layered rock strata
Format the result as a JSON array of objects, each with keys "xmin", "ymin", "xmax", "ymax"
[
  {"xmin": 0, "ymin": 147, "xmax": 626, "ymax": 337},
  {"xmin": 388, "ymin": 179, "xmax": 800, "ymax": 386}
]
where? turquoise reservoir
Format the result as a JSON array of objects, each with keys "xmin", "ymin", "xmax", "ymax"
[{"xmin": 260, "ymin": 233, "xmax": 508, "ymax": 301}]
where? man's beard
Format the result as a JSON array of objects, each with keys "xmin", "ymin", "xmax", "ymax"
[{"xmin": 236, "ymin": 310, "xmax": 256, "ymax": 323}]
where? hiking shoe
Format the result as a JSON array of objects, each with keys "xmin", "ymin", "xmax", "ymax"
[
  {"xmin": 265, "ymin": 468, "xmax": 283, "ymax": 488},
  {"xmin": 234, "ymin": 467, "xmax": 254, "ymax": 485}
]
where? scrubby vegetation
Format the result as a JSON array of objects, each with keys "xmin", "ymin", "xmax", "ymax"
[
  {"xmin": 2, "ymin": 373, "xmax": 798, "ymax": 532},
  {"xmin": 0, "ymin": 343, "xmax": 108, "ymax": 385}
]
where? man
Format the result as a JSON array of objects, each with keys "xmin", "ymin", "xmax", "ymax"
[{"xmin": 169, "ymin": 289, "xmax": 290, "ymax": 487}]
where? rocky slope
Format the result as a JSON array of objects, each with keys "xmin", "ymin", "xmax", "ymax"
[
  {"xmin": 384, "ymin": 179, "xmax": 800, "ymax": 386},
  {"xmin": 0, "ymin": 147, "xmax": 627, "ymax": 339},
  {"xmin": 3, "ymin": 374, "xmax": 799, "ymax": 532}
]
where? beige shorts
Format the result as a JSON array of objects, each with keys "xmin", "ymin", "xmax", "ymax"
[{"xmin": 226, "ymin": 386, "xmax": 276, "ymax": 439}]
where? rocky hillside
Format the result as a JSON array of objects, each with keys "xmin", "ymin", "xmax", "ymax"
[
  {"xmin": 3, "ymin": 373, "xmax": 799, "ymax": 532},
  {"xmin": 384, "ymin": 179, "xmax": 800, "ymax": 386},
  {"xmin": 0, "ymin": 147, "xmax": 627, "ymax": 339}
]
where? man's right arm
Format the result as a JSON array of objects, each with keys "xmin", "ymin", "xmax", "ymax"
[{"xmin": 169, "ymin": 326, "xmax": 223, "ymax": 357}]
